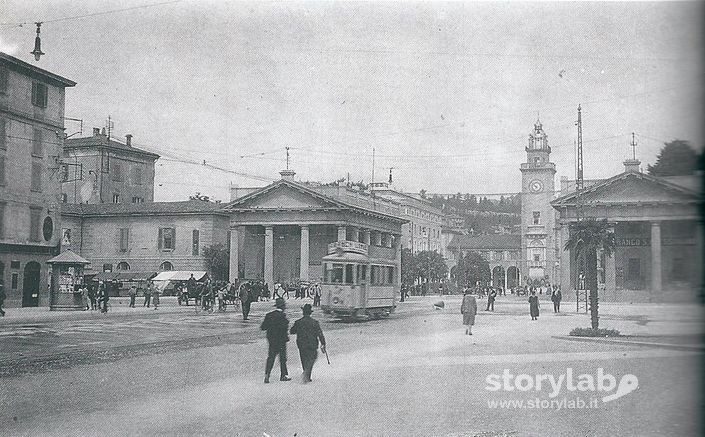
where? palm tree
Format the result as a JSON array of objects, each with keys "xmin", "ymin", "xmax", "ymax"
[{"xmin": 564, "ymin": 219, "xmax": 616, "ymax": 329}]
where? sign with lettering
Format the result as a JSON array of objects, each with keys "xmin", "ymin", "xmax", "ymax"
[
  {"xmin": 328, "ymin": 240, "xmax": 369, "ymax": 255},
  {"xmin": 616, "ymin": 238, "xmax": 650, "ymax": 247}
]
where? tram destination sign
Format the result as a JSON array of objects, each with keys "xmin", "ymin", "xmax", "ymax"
[
  {"xmin": 328, "ymin": 240, "xmax": 369, "ymax": 255},
  {"xmin": 616, "ymin": 237, "xmax": 650, "ymax": 247}
]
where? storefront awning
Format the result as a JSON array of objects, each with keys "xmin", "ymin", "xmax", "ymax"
[
  {"xmin": 151, "ymin": 271, "xmax": 208, "ymax": 282},
  {"xmin": 93, "ymin": 271, "xmax": 158, "ymax": 282}
]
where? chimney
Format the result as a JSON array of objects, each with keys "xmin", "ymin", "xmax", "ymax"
[
  {"xmin": 623, "ymin": 158, "xmax": 641, "ymax": 173},
  {"xmin": 279, "ymin": 169, "xmax": 296, "ymax": 181},
  {"xmin": 93, "ymin": 127, "xmax": 101, "ymax": 136},
  {"xmin": 125, "ymin": 134, "xmax": 132, "ymax": 147}
]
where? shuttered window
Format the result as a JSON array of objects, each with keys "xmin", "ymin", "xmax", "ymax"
[
  {"xmin": 32, "ymin": 128, "xmax": 43, "ymax": 156},
  {"xmin": 0, "ymin": 156, "xmax": 5, "ymax": 186},
  {"xmin": 0, "ymin": 66, "xmax": 8, "ymax": 94},
  {"xmin": 31, "ymin": 82, "xmax": 48, "ymax": 108},
  {"xmin": 31, "ymin": 162, "xmax": 42, "ymax": 192},
  {"xmin": 192, "ymin": 229, "xmax": 199, "ymax": 255},
  {"xmin": 119, "ymin": 228, "xmax": 129, "ymax": 252},
  {"xmin": 29, "ymin": 207, "xmax": 41, "ymax": 242},
  {"xmin": 0, "ymin": 118, "xmax": 6, "ymax": 150},
  {"xmin": 159, "ymin": 227, "xmax": 176, "ymax": 250}
]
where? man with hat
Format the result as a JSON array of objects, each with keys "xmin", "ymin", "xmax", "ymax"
[
  {"xmin": 260, "ymin": 297, "xmax": 291, "ymax": 383},
  {"xmin": 290, "ymin": 303, "xmax": 327, "ymax": 383}
]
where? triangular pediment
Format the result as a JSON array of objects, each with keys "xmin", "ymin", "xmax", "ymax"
[
  {"xmin": 227, "ymin": 181, "xmax": 342, "ymax": 210},
  {"xmin": 553, "ymin": 172, "xmax": 698, "ymax": 206}
]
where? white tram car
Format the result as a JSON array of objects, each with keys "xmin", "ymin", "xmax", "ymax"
[{"xmin": 320, "ymin": 240, "xmax": 398, "ymax": 319}]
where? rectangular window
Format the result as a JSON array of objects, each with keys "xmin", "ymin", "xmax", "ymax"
[
  {"xmin": 533, "ymin": 254, "xmax": 541, "ymax": 262},
  {"xmin": 112, "ymin": 193, "xmax": 120, "ymax": 203},
  {"xmin": 31, "ymin": 82, "xmax": 48, "ymax": 108},
  {"xmin": 102, "ymin": 263, "xmax": 113, "ymax": 273},
  {"xmin": 159, "ymin": 227, "xmax": 176, "ymax": 250},
  {"xmin": 0, "ymin": 118, "xmax": 6, "ymax": 150},
  {"xmin": 131, "ymin": 196, "xmax": 144, "ymax": 203},
  {"xmin": 31, "ymin": 162, "xmax": 42, "ymax": 192},
  {"xmin": 32, "ymin": 128, "xmax": 43, "ymax": 156},
  {"xmin": 60, "ymin": 193, "xmax": 67, "ymax": 203},
  {"xmin": 132, "ymin": 167, "xmax": 143, "ymax": 185},
  {"xmin": 0, "ymin": 202, "xmax": 4, "ymax": 238},
  {"xmin": 112, "ymin": 163, "xmax": 122, "ymax": 181},
  {"xmin": 192, "ymin": 229, "xmax": 199, "ymax": 255},
  {"xmin": 11, "ymin": 272, "xmax": 18, "ymax": 289},
  {"xmin": 119, "ymin": 228, "xmax": 129, "ymax": 252},
  {"xmin": 0, "ymin": 155, "xmax": 5, "ymax": 186},
  {"xmin": 0, "ymin": 66, "xmax": 8, "ymax": 94},
  {"xmin": 10, "ymin": 260, "xmax": 19, "ymax": 269},
  {"xmin": 29, "ymin": 207, "xmax": 41, "ymax": 241},
  {"xmin": 532, "ymin": 211, "xmax": 541, "ymax": 225}
]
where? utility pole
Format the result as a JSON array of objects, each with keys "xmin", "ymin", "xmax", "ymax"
[
  {"xmin": 630, "ymin": 132, "xmax": 637, "ymax": 160},
  {"xmin": 575, "ymin": 104, "xmax": 587, "ymax": 313}
]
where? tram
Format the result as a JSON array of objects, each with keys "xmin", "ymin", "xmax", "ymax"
[{"xmin": 320, "ymin": 240, "xmax": 398, "ymax": 320}]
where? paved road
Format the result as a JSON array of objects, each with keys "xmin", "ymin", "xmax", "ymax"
[{"xmin": 1, "ymin": 296, "xmax": 702, "ymax": 436}]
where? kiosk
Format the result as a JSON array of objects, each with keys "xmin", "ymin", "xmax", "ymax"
[{"xmin": 47, "ymin": 250, "xmax": 91, "ymax": 311}]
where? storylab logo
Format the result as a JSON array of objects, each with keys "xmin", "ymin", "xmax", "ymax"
[{"xmin": 485, "ymin": 368, "xmax": 638, "ymax": 408}]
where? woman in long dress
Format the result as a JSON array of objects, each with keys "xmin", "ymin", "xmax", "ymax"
[
  {"xmin": 529, "ymin": 290, "xmax": 540, "ymax": 320},
  {"xmin": 461, "ymin": 289, "xmax": 478, "ymax": 335}
]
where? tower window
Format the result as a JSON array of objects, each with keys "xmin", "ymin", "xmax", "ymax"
[
  {"xmin": 534, "ymin": 157, "xmax": 541, "ymax": 166},
  {"xmin": 532, "ymin": 211, "xmax": 541, "ymax": 225}
]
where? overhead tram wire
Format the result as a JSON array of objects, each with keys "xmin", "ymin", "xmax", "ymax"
[{"xmin": 0, "ymin": 0, "xmax": 182, "ymax": 27}]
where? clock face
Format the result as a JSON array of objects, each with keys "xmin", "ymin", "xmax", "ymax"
[{"xmin": 529, "ymin": 180, "xmax": 544, "ymax": 193}]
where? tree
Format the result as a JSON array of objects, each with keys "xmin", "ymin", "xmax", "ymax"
[
  {"xmin": 563, "ymin": 219, "xmax": 616, "ymax": 329},
  {"xmin": 647, "ymin": 140, "xmax": 698, "ymax": 176},
  {"xmin": 415, "ymin": 251, "xmax": 448, "ymax": 283},
  {"xmin": 202, "ymin": 243, "xmax": 230, "ymax": 281},
  {"xmin": 419, "ymin": 189, "xmax": 427, "ymax": 199},
  {"xmin": 454, "ymin": 251, "xmax": 490, "ymax": 287},
  {"xmin": 401, "ymin": 248, "xmax": 417, "ymax": 286}
]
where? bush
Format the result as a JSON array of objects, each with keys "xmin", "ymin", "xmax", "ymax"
[{"xmin": 569, "ymin": 327, "xmax": 621, "ymax": 337}]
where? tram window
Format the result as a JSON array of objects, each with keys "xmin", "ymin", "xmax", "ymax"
[
  {"xmin": 370, "ymin": 265, "xmax": 378, "ymax": 285},
  {"xmin": 345, "ymin": 264, "xmax": 355, "ymax": 284},
  {"xmin": 358, "ymin": 265, "xmax": 367, "ymax": 283},
  {"xmin": 387, "ymin": 266, "xmax": 394, "ymax": 284},
  {"xmin": 328, "ymin": 263, "xmax": 344, "ymax": 283}
]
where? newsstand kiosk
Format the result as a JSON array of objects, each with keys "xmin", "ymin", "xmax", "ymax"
[{"xmin": 47, "ymin": 250, "xmax": 91, "ymax": 311}]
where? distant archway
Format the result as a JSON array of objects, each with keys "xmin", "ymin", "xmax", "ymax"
[
  {"xmin": 22, "ymin": 261, "xmax": 41, "ymax": 307},
  {"xmin": 492, "ymin": 265, "xmax": 505, "ymax": 288},
  {"xmin": 159, "ymin": 261, "xmax": 173, "ymax": 271},
  {"xmin": 116, "ymin": 262, "xmax": 130, "ymax": 271},
  {"xmin": 506, "ymin": 266, "xmax": 519, "ymax": 288}
]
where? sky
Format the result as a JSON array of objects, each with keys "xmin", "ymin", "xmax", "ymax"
[{"xmin": 1, "ymin": 0, "xmax": 703, "ymax": 202}]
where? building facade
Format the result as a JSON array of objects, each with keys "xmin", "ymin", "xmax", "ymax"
[
  {"xmin": 520, "ymin": 120, "xmax": 559, "ymax": 285},
  {"xmin": 369, "ymin": 182, "xmax": 444, "ymax": 254},
  {"xmin": 60, "ymin": 201, "xmax": 229, "ymax": 275},
  {"xmin": 552, "ymin": 159, "xmax": 702, "ymax": 302},
  {"xmin": 62, "ymin": 129, "xmax": 159, "ymax": 204},
  {"xmin": 0, "ymin": 52, "xmax": 75, "ymax": 307},
  {"xmin": 448, "ymin": 234, "xmax": 522, "ymax": 288},
  {"xmin": 226, "ymin": 171, "xmax": 406, "ymax": 290}
]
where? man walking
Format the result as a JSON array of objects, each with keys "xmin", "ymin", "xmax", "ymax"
[
  {"xmin": 486, "ymin": 287, "xmax": 497, "ymax": 311},
  {"xmin": 260, "ymin": 298, "xmax": 291, "ymax": 383},
  {"xmin": 290, "ymin": 303, "xmax": 326, "ymax": 383},
  {"xmin": 239, "ymin": 283, "xmax": 251, "ymax": 320},
  {"xmin": 143, "ymin": 283, "xmax": 152, "ymax": 308},
  {"xmin": 128, "ymin": 285, "xmax": 137, "ymax": 308}
]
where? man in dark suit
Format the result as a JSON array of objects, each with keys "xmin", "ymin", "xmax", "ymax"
[
  {"xmin": 239, "ymin": 283, "xmax": 251, "ymax": 320},
  {"xmin": 290, "ymin": 303, "xmax": 326, "ymax": 383},
  {"xmin": 260, "ymin": 298, "xmax": 291, "ymax": 383}
]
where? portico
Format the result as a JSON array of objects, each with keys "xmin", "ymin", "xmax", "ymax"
[
  {"xmin": 224, "ymin": 174, "xmax": 405, "ymax": 289},
  {"xmin": 552, "ymin": 167, "xmax": 701, "ymax": 302}
]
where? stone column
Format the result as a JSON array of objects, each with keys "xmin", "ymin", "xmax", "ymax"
[
  {"xmin": 605, "ymin": 224, "xmax": 616, "ymax": 300},
  {"xmin": 350, "ymin": 227, "xmax": 359, "ymax": 242},
  {"xmin": 362, "ymin": 229, "xmax": 371, "ymax": 245},
  {"xmin": 373, "ymin": 231, "xmax": 382, "ymax": 246},
  {"xmin": 337, "ymin": 225, "xmax": 347, "ymax": 242},
  {"xmin": 386, "ymin": 233, "xmax": 393, "ymax": 248},
  {"xmin": 559, "ymin": 223, "xmax": 571, "ymax": 293},
  {"xmin": 651, "ymin": 221, "xmax": 662, "ymax": 295},
  {"xmin": 228, "ymin": 226, "xmax": 240, "ymax": 283},
  {"xmin": 300, "ymin": 225, "xmax": 310, "ymax": 281},
  {"xmin": 265, "ymin": 226, "xmax": 274, "ymax": 289},
  {"xmin": 504, "ymin": 268, "xmax": 508, "ymax": 290}
]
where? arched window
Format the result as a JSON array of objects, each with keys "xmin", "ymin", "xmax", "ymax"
[
  {"xmin": 160, "ymin": 261, "xmax": 173, "ymax": 271},
  {"xmin": 116, "ymin": 262, "xmax": 130, "ymax": 271}
]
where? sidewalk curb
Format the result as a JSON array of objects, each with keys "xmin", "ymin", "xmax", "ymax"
[{"xmin": 553, "ymin": 335, "xmax": 705, "ymax": 352}]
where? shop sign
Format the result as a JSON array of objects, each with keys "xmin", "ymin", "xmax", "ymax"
[{"xmin": 616, "ymin": 238, "xmax": 650, "ymax": 247}]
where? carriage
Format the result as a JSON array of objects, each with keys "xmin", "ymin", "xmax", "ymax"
[{"xmin": 320, "ymin": 240, "xmax": 398, "ymax": 320}]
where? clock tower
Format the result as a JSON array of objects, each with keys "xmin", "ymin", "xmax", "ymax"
[{"xmin": 520, "ymin": 120, "xmax": 557, "ymax": 286}]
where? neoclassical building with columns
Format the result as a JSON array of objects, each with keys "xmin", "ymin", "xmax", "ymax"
[
  {"xmin": 552, "ymin": 158, "xmax": 702, "ymax": 302},
  {"xmin": 224, "ymin": 171, "xmax": 406, "ymax": 288}
]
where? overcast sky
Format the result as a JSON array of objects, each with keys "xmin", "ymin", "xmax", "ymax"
[{"xmin": 1, "ymin": 1, "xmax": 702, "ymax": 201}]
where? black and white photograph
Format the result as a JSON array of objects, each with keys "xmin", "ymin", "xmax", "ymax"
[{"xmin": 0, "ymin": 1, "xmax": 703, "ymax": 436}]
